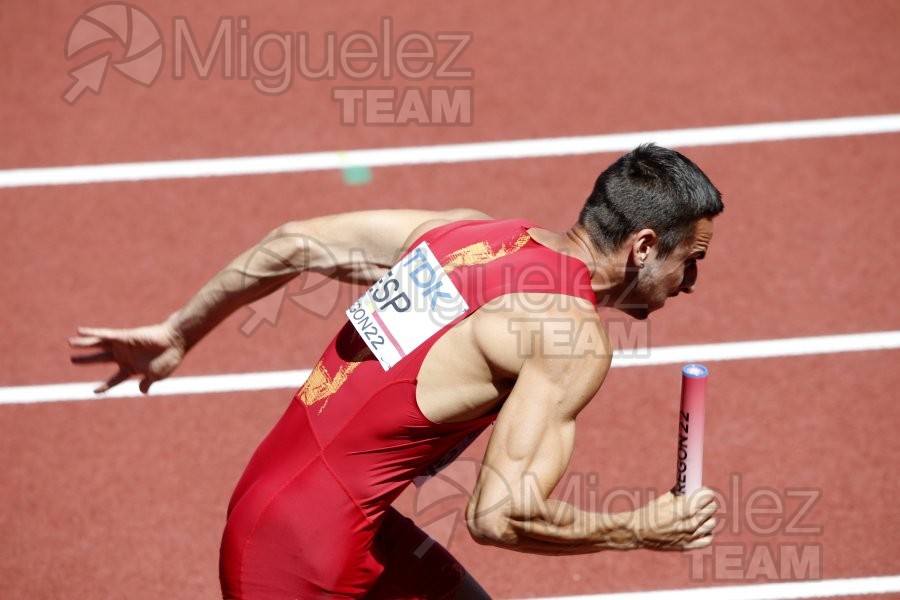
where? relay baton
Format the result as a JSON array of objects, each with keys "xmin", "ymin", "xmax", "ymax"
[{"xmin": 674, "ymin": 364, "xmax": 708, "ymax": 496}]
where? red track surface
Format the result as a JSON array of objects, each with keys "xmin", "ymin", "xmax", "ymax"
[{"xmin": 3, "ymin": 1, "xmax": 900, "ymax": 598}]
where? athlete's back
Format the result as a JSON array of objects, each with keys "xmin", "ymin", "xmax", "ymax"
[{"xmin": 220, "ymin": 219, "xmax": 596, "ymax": 598}]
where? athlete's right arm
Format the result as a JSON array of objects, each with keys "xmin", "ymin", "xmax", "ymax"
[
  {"xmin": 465, "ymin": 299, "xmax": 717, "ymax": 554},
  {"xmin": 68, "ymin": 208, "xmax": 491, "ymax": 393}
]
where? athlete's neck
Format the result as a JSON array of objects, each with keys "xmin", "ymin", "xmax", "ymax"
[{"xmin": 528, "ymin": 225, "xmax": 625, "ymax": 295}]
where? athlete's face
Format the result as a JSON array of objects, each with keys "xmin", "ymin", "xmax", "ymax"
[{"xmin": 620, "ymin": 218, "xmax": 714, "ymax": 319}]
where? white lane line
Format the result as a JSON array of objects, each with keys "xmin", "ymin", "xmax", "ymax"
[
  {"xmin": 0, "ymin": 370, "xmax": 312, "ymax": 405},
  {"xmin": 526, "ymin": 574, "xmax": 900, "ymax": 600},
  {"xmin": 2, "ymin": 114, "xmax": 900, "ymax": 188},
  {"xmin": 2, "ymin": 330, "xmax": 898, "ymax": 405},
  {"xmin": 610, "ymin": 330, "xmax": 900, "ymax": 368}
]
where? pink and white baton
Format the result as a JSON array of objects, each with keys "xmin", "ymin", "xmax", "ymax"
[{"xmin": 674, "ymin": 364, "xmax": 708, "ymax": 496}]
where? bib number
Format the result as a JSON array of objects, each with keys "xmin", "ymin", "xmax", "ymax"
[{"xmin": 346, "ymin": 242, "xmax": 468, "ymax": 371}]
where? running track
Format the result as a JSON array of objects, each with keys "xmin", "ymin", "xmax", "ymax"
[{"xmin": 2, "ymin": 1, "xmax": 900, "ymax": 598}]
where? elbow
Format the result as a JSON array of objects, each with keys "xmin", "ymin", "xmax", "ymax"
[
  {"xmin": 466, "ymin": 513, "xmax": 512, "ymax": 548},
  {"xmin": 272, "ymin": 220, "xmax": 306, "ymax": 240},
  {"xmin": 266, "ymin": 221, "xmax": 320, "ymax": 270},
  {"xmin": 267, "ymin": 222, "xmax": 306, "ymax": 255}
]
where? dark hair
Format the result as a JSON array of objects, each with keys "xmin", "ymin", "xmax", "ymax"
[{"xmin": 579, "ymin": 144, "xmax": 723, "ymax": 258}]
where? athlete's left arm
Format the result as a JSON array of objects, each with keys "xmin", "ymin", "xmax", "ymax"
[
  {"xmin": 68, "ymin": 208, "xmax": 490, "ymax": 393},
  {"xmin": 164, "ymin": 208, "xmax": 491, "ymax": 348}
]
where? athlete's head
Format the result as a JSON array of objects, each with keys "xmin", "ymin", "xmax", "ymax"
[{"xmin": 579, "ymin": 144, "xmax": 724, "ymax": 318}]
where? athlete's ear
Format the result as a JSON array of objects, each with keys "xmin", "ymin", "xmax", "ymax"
[{"xmin": 630, "ymin": 229, "xmax": 658, "ymax": 267}]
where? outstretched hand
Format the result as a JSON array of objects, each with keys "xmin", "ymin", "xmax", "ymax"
[{"xmin": 68, "ymin": 323, "xmax": 186, "ymax": 394}]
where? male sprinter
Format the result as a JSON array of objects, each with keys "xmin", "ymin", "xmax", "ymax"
[{"xmin": 70, "ymin": 144, "xmax": 723, "ymax": 599}]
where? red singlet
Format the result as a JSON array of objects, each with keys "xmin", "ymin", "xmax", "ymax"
[{"xmin": 220, "ymin": 219, "xmax": 595, "ymax": 599}]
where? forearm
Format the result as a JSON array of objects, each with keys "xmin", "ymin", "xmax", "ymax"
[
  {"xmin": 163, "ymin": 209, "xmax": 474, "ymax": 352},
  {"xmin": 477, "ymin": 499, "xmax": 638, "ymax": 555},
  {"xmin": 165, "ymin": 226, "xmax": 318, "ymax": 351}
]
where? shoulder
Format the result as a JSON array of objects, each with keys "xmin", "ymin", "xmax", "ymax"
[
  {"xmin": 473, "ymin": 294, "xmax": 611, "ymax": 411},
  {"xmin": 401, "ymin": 208, "xmax": 494, "ymax": 251}
]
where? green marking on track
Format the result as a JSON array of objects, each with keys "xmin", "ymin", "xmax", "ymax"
[{"xmin": 341, "ymin": 165, "xmax": 372, "ymax": 185}]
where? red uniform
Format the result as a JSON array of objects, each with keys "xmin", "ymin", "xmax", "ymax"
[{"xmin": 220, "ymin": 219, "xmax": 595, "ymax": 599}]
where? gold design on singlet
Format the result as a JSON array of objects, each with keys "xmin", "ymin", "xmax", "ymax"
[
  {"xmin": 299, "ymin": 348, "xmax": 370, "ymax": 414},
  {"xmin": 442, "ymin": 233, "xmax": 530, "ymax": 274}
]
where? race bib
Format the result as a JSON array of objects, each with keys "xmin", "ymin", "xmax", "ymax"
[{"xmin": 346, "ymin": 242, "xmax": 468, "ymax": 371}]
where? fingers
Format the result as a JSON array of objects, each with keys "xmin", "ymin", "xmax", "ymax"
[
  {"xmin": 657, "ymin": 488, "xmax": 718, "ymax": 551},
  {"xmin": 683, "ymin": 490, "xmax": 718, "ymax": 549},
  {"xmin": 687, "ymin": 487, "xmax": 717, "ymax": 508},
  {"xmin": 691, "ymin": 499, "xmax": 718, "ymax": 523},
  {"xmin": 694, "ymin": 514, "xmax": 717, "ymax": 538},
  {"xmin": 76, "ymin": 326, "xmax": 125, "ymax": 340},
  {"xmin": 68, "ymin": 336, "xmax": 105, "ymax": 348},
  {"xmin": 69, "ymin": 326, "xmax": 125, "ymax": 348},
  {"xmin": 677, "ymin": 489, "xmax": 717, "ymax": 523},
  {"xmin": 683, "ymin": 488, "xmax": 718, "ymax": 526},
  {"xmin": 139, "ymin": 377, "xmax": 156, "ymax": 394},
  {"xmin": 95, "ymin": 367, "xmax": 131, "ymax": 394},
  {"xmin": 69, "ymin": 327, "xmax": 129, "ymax": 348},
  {"xmin": 682, "ymin": 533, "xmax": 714, "ymax": 550},
  {"xmin": 70, "ymin": 350, "xmax": 114, "ymax": 365}
]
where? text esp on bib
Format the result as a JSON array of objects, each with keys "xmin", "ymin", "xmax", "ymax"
[{"xmin": 346, "ymin": 242, "xmax": 468, "ymax": 371}]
